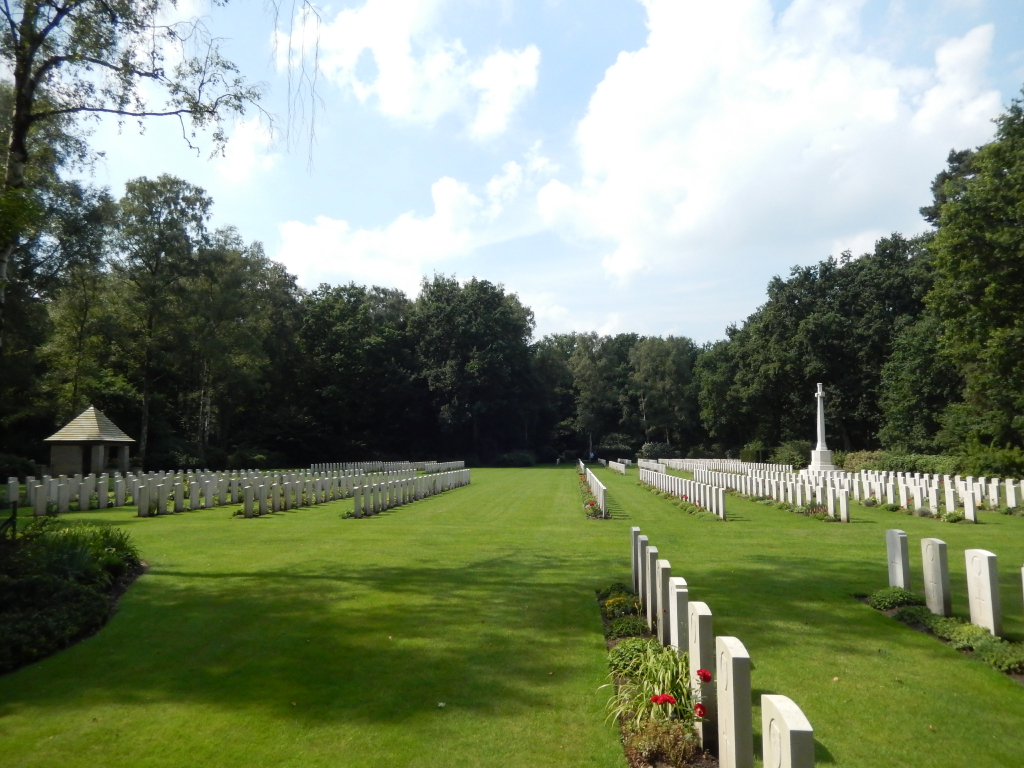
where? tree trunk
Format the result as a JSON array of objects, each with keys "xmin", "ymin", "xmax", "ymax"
[{"xmin": 1, "ymin": 45, "xmax": 37, "ymax": 352}]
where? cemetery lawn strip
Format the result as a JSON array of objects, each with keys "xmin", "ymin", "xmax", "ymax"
[
  {"xmin": 590, "ymin": 465, "xmax": 1024, "ymax": 768},
  {"xmin": 0, "ymin": 468, "xmax": 626, "ymax": 768}
]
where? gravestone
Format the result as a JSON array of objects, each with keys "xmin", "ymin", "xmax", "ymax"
[
  {"xmin": 174, "ymin": 482, "xmax": 184, "ymax": 513},
  {"xmin": 137, "ymin": 484, "xmax": 149, "ymax": 517},
  {"xmin": 761, "ymin": 695, "xmax": 814, "ymax": 768},
  {"xmin": 668, "ymin": 576, "xmax": 688, "ymax": 651},
  {"xmin": 656, "ymin": 560, "xmax": 672, "ymax": 645},
  {"xmin": 646, "ymin": 546, "xmax": 660, "ymax": 629},
  {"xmin": 886, "ymin": 529, "xmax": 910, "ymax": 589},
  {"xmin": 689, "ymin": 602, "xmax": 716, "ymax": 752},
  {"xmin": 630, "ymin": 527, "xmax": 642, "ymax": 593},
  {"xmin": 963, "ymin": 492, "xmax": 977, "ymax": 522},
  {"xmin": 190, "ymin": 482, "xmax": 200, "ymax": 510},
  {"xmin": 921, "ymin": 538, "xmax": 951, "ymax": 616},
  {"xmin": 838, "ymin": 489, "xmax": 849, "ymax": 522},
  {"xmin": 717, "ymin": 636, "xmax": 753, "ymax": 768},
  {"xmin": 637, "ymin": 536, "xmax": 650, "ymax": 618},
  {"xmin": 965, "ymin": 549, "xmax": 1001, "ymax": 636}
]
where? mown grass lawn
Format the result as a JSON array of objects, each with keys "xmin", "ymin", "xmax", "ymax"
[
  {"xmin": 612, "ymin": 465, "xmax": 1024, "ymax": 767},
  {"xmin": 2, "ymin": 465, "xmax": 1023, "ymax": 768},
  {"xmin": 0, "ymin": 468, "xmax": 625, "ymax": 768}
]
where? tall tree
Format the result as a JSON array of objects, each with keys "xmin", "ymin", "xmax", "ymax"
[
  {"xmin": 927, "ymin": 91, "xmax": 1024, "ymax": 449},
  {"xmin": 410, "ymin": 275, "xmax": 534, "ymax": 458},
  {"xmin": 0, "ymin": 0, "xmax": 263, "ymax": 349},
  {"xmin": 112, "ymin": 175, "xmax": 211, "ymax": 467}
]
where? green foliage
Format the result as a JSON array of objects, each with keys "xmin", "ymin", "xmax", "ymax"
[
  {"xmin": 605, "ymin": 642, "xmax": 694, "ymax": 729},
  {"xmin": 0, "ymin": 454, "xmax": 35, "ymax": 482},
  {"xmin": 769, "ymin": 440, "xmax": 811, "ymax": 469},
  {"xmin": 607, "ymin": 615, "xmax": 650, "ymax": 639},
  {"xmin": 0, "ymin": 574, "xmax": 110, "ymax": 674},
  {"xmin": 892, "ymin": 606, "xmax": 1024, "ymax": 673},
  {"xmin": 956, "ymin": 440, "xmax": 1024, "ymax": 477},
  {"xmin": 0, "ymin": 518, "xmax": 140, "ymax": 674},
  {"xmin": 637, "ymin": 442, "xmax": 677, "ymax": 459},
  {"xmin": 869, "ymin": 587, "xmax": 924, "ymax": 610},
  {"xmin": 928, "ymin": 91, "xmax": 1024, "ymax": 451},
  {"xmin": 608, "ymin": 637, "xmax": 660, "ymax": 678},
  {"xmin": 622, "ymin": 720, "xmax": 700, "ymax": 768},
  {"xmin": 492, "ymin": 450, "xmax": 536, "ymax": 467},
  {"xmin": 597, "ymin": 582, "xmax": 635, "ymax": 601}
]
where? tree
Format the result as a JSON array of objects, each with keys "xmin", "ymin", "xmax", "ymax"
[
  {"xmin": 927, "ymin": 91, "xmax": 1024, "ymax": 449},
  {"xmin": 112, "ymin": 175, "xmax": 211, "ymax": 467},
  {"xmin": 410, "ymin": 275, "xmax": 535, "ymax": 458},
  {"xmin": 628, "ymin": 335, "xmax": 701, "ymax": 449},
  {"xmin": 0, "ymin": 0, "xmax": 264, "ymax": 349},
  {"xmin": 877, "ymin": 313, "xmax": 963, "ymax": 453}
]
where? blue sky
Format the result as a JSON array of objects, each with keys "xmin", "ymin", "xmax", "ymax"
[{"xmin": 81, "ymin": 0, "xmax": 1024, "ymax": 342}]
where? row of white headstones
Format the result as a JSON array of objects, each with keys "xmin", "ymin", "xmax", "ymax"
[
  {"xmin": 639, "ymin": 468, "xmax": 728, "ymax": 519},
  {"xmin": 578, "ymin": 460, "xmax": 608, "ymax": 514},
  {"xmin": 310, "ymin": 461, "xmax": 465, "ymax": 474},
  {"xmin": 630, "ymin": 526, "xmax": 815, "ymax": 768},
  {"xmin": 350, "ymin": 469, "xmax": 471, "ymax": 517},
  {"xmin": 666, "ymin": 460, "xmax": 1024, "ymax": 521},
  {"xmin": 886, "ymin": 529, "xmax": 1024, "ymax": 638}
]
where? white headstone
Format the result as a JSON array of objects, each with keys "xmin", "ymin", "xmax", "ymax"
[
  {"xmin": 656, "ymin": 560, "xmax": 672, "ymax": 646},
  {"xmin": 637, "ymin": 536, "xmax": 649, "ymax": 620},
  {"xmin": 646, "ymin": 546, "xmax": 660, "ymax": 629},
  {"xmin": 717, "ymin": 636, "xmax": 753, "ymax": 768},
  {"xmin": 667, "ymin": 576, "xmax": 688, "ymax": 650},
  {"xmin": 965, "ymin": 549, "xmax": 1001, "ymax": 637},
  {"xmin": 761, "ymin": 695, "xmax": 815, "ymax": 768},
  {"xmin": 921, "ymin": 538, "xmax": 951, "ymax": 617},
  {"xmin": 631, "ymin": 527, "xmax": 642, "ymax": 593},
  {"xmin": 886, "ymin": 529, "xmax": 910, "ymax": 589},
  {"xmin": 689, "ymin": 602, "xmax": 716, "ymax": 752},
  {"xmin": 963, "ymin": 491, "xmax": 976, "ymax": 522}
]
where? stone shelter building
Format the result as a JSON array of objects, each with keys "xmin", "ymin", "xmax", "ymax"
[{"xmin": 44, "ymin": 406, "xmax": 134, "ymax": 476}]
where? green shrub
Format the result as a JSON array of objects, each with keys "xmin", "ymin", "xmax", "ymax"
[
  {"xmin": 893, "ymin": 605, "xmax": 933, "ymax": 625},
  {"xmin": 492, "ymin": 450, "xmax": 537, "ymax": 467},
  {"xmin": 637, "ymin": 442, "xmax": 678, "ymax": 460},
  {"xmin": 602, "ymin": 596, "xmax": 639, "ymax": 619},
  {"xmin": 869, "ymin": 587, "xmax": 924, "ymax": 610},
  {"xmin": 0, "ymin": 574, "xmax": 110, "ymax": 674},
  {"xmin": 622, "ymin": 720, "xmax": 700, "ymax": 767},
  {"xmin": 973, "ymin": 637, "xmax": 1024, "ymax": 674},
  {"xmin": 768, "ymin": 440, "xmax": 812, "ymax": 470},
  {"xmin": 943, "ymin": 511, "xmax": 965, "ymax": 523},
  {"xmin": 598, "ymin": 582, "xmax": 635, "ymax": 601},
  {"xmin": 608, "ymin": 637, "xmax": 659, "ymax": 677},
  {"xmin": 934, "ymin": 619, "xmax": 992, "ymax": 650},
  {"xmin": 607, "ymin": 615, "xmax": 650, "ymax": 639},
  {"xmin": 605, "ymin": 642, "xmax": 694, "ymax": 730},
  {"xmin": 956, "ymin": 440, "xmax": 1024, "ymax": 477},
  {"xmin": 0, "ymin": 453, "xmax": 36, "ymax": 482},
  {"xmin": 862, "ymin": 498, "xmax": 878, "ymax": 507}
]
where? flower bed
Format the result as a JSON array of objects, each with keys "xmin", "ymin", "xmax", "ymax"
[
  {"xmin": 579, "ymin": 474, "xmax": 604, "ymax": 519},
  {"xmin": 596, "ymin": 583, "xmax": 713, "ymax": 767}
]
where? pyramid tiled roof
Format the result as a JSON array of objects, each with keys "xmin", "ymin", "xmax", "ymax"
[{"xmin": 45, "ymin": 406, "xmax": 134, "ymax": 443}]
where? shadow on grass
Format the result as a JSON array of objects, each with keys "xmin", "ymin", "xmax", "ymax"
[{"xmin": 0, "ymin": 552, "xmax": 611, "ymax": 728}]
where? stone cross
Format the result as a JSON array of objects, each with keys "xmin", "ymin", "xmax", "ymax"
[{"xmin": 814, "ymin": 383, "xmax": 827, "ymax": 451}]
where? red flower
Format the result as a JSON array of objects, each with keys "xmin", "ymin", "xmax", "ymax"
[
  {"xmin": 694, "ymin": 703, "xmax": 706, "ymax": 718},
  {"xmin": 697, "ymin": 668, "xmax": 712, "ymax": 683},
  {"xmin": 650, "ymin": 694, "xmax": 677, "ymax": 705}
]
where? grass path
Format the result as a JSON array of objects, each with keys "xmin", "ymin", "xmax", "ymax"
[
  {"xmin": 607, "ymin": 465, "xmax": 1024, "ymax": 767},
  {"xmin": 2, "ymin": 466, "xmax": 1024, "ymax": 767}
]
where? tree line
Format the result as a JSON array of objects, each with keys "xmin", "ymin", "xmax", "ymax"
[{"xmin": 3, "ymin": 71, "xmax": 1024, "ymax": 472}]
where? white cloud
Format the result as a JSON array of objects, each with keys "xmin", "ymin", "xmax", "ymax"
[
  {"xmin": 214, "ymin": 118, "xmax": 279, "ymax": 184},
  {"xmin": 275, "ymin": 0, "xmax": 539, "ymax": 136},
  {"xmin": 538, "ymin": 0, "xmax": 1001, "ymax": 281},
  {"xmin": 469, "ymin": 46, "xmax": 541, "ymax": 138},
  {"xmin": 276, "ymin": 144, "xmax": 558, "ymax": 291}
]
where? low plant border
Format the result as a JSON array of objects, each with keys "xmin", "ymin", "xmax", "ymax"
[
  {"xmin": 635, "ymin": 482, "xmax": 721, "ymax": 523},
  {"xmin": 862, "ymin": 587, "xmax": 1024, "ymax": 682}
]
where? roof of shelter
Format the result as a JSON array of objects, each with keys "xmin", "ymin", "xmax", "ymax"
[{"xmin": 45, "ymin": 406, "xmax": 135, "ymax": 443}]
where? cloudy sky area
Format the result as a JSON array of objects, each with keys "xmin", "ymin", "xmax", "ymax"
[{"xmin": 82, "ymin": 0, "xmax": 1024, "ymax": 342}]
